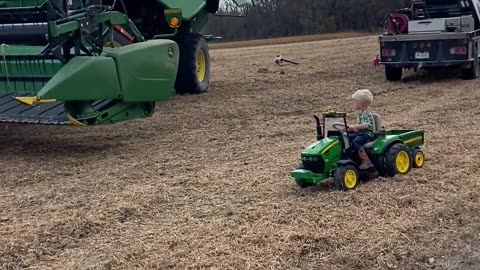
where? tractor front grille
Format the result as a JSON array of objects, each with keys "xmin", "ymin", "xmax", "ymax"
[{"xmin": 301, "ymin": 157, "xmax": 324, "ymax": 174}]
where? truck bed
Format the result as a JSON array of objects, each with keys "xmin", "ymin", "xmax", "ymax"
[{"xmin": 379, "ymin": 30, "xmax": 480, "ymax": 68}]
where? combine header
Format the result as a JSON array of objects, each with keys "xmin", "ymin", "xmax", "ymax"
[{"xmin": 0, "ymin": 0, "xmax": 249, "ymax": 126}]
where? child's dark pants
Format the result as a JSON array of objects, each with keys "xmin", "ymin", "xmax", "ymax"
[{"xmin": 349, "ymin": 132, "xmax": 374, "ymax": 152}]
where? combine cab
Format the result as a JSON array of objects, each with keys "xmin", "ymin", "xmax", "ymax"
[{"xmin": 0, "ymin": 0, "xmax": 249, "ymax": 126}]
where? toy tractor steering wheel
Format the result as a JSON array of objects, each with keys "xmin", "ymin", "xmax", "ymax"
[{"xmin": 332, "ymin": 122, "xmax": 347, "ymax": 132}]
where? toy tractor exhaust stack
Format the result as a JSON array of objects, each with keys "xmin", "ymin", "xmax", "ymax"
[
  {"xmin": 0, "ymin": 0, "xmax": 251, "ymax": 126},
  {"xmin": 314, "ymin": 115, "xmax": 324, "ymax": 141}
]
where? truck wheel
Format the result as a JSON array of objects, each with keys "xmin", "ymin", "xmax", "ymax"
[
  {"xmin": 385, "ymin": 66, "xmax": 402, "ymax": 81},
  {"xmin": 462, "ymin": 41, "xmax": 479, "ymax": 79},
  {"xmin": 333, "ymin": 165, "xmax": 359, "ymax": 191},
  {"xmin": 174, "ymin": 33, "xmax": 210, "ymax": 94},
  {"xmin": 385, "ymin": 143, "xmax": 412, "ymax": 176},
  {"xmin": 462, "ymin": 59, "xmax": 478, "ymax": 79}
]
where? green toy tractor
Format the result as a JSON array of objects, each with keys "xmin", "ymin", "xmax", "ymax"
[
  {"xmin": 0, "ymin": 0, "xmax": 249, "ymax": 126},
  {"xmin": 290, "ymin": 109, "xmax": 425, "ymax": 191}
]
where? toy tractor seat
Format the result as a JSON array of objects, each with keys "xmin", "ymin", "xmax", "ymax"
[{"xmin": 363, "ymin": 112, "xmax": 385, "ymax": 150}]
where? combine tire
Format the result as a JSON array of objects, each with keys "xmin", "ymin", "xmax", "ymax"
[
  {"xmin": 174, "ymin": 33, "xmax": 210, "ymax": 94},
  {"xmin": 385, "ymin": 66, "xmax": 402, "ymax": 81}
]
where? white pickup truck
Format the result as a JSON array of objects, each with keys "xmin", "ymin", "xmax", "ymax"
[{"xmin": 379, "ymin": 0, "xmax": 480, "ymax": 81}]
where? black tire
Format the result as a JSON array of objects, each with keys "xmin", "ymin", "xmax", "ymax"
[
  {"xmin": 174, "ymin": 33, "xmax": 210, "ymax": 94},
  {"xmin": 374, "ymin": 154, "xmax": 388, "ymax": 177},
  {"xmin": 295, "ymin": 179, "xmax": 315, "ymax": 188},
  {"xmin": 385, "ymin": 66, "xmax": 402, "ymax": 81},
  {"xmin": 462, "ymin": 59, "xmax": 478, "ymax": 79},
  {"xmin": 333, "ymin": 165, "xmax": 360, "ymax": 191},
  {"xmin": 412, "ymin": 148, "xmax": 425, "ymax": 168},
  {"xmin": 205, "ymin": 0, "xmax": 220, "ymax": 13},
  {"xmin": 385, "ymin": 143, "xmax": 412, "ymax": 176}
]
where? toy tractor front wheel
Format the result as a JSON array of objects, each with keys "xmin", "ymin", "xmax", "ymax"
[
  {"xmin": 295, "ymin": 179, "xmax": 315, "ymax": 188},
  {"xmin": 385, "ymin": 143, "xmax": 412, "ymax": 176},
  {"xmin": 174, "ymin": 33, "xmax": 211, "ymax": 94},
  {"xmin": 333, "ymin": 165, "xmax": 360, "ymax": 191}
]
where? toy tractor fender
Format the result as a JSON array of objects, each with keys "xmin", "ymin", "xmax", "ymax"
[{"xmin": 337, "ymin": 159, "xmax": 359, "ymax": 169}]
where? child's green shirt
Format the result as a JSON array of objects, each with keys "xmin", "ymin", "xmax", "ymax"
[{"xmin": 358, "ymin": 111, "xmax": 376, "ymax": 135}]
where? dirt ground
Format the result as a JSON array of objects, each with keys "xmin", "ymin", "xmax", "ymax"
[{"xmin": 1, "ymin": 35, "xmax": 480, "ymax": 270}]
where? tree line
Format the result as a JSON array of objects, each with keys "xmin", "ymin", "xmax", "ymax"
[{"xmin": 204, "ymin": 0, "xmax": 411, "ymax": 41}]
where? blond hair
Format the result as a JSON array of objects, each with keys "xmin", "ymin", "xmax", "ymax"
[{"xmin": 352, "ymin": 89, "xmax": 373, "ymax": 104}]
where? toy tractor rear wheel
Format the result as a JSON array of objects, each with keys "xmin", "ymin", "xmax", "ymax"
[
  {"xmin": 385, "ymin": 143, "xmax": 412, "ymax": 176},
  {"xmin": 333, "ymin": 165, "xmax": 360, "ymax": 191},
  {"xmin": 374, "ymin": 154, "xmax": 388, "ymax": 177},
  {"xmin": 174, "ymin": 33, "xmax": 210, "ymax": 94},
  {"xmin": 412, "ymin": 148, "xmax": 425, "ymax": 168}
]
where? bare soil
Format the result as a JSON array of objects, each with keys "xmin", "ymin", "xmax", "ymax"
[
  {"xmin": 1, "ymin": 35, "xmax": 480, "ymax": 270},
  {"xmin": 208, "ymin": 32, "xmax": 371, "ymax": 49}
]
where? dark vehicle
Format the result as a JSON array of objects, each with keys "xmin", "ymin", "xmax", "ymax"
[{"xmin": 379, "ymin": 0, "xmax": 480, "ymax": 81}]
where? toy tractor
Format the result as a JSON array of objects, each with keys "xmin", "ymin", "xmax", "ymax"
[
  {"xmin": 0, "ymin": 0, "xmax": 250, "ymax": 126},
  {"xmin": 290, "ymin": 110, "xmax": 425, "ymax": 191}
]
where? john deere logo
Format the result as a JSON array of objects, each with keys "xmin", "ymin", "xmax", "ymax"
[{"xmin": 168, "ymin": 47, "xmax": 174, "ymax": 57}]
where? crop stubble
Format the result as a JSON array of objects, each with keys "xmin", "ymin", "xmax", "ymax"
[{"xmin": 1, "ymin": 35, "xmax": 479, "ymax": 269}]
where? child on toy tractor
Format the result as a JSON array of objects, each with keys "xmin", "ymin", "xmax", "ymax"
[{"xmin": 347, "ymin": 89, "xmax": 376, "ymax": 170}]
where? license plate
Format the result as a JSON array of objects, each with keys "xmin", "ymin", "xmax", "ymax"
[{"xmin": 415, "ymin": 52, "xmax": 429, "ymax": 59}]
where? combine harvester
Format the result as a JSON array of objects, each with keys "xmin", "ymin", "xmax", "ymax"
[{"xmin": 0, "ymin": 0, "xmax": 249, "ymax": 126}]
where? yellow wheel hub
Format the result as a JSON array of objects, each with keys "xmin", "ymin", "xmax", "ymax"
[
  {"xmin": 415, "ymin": 151, "xmax": 424, "ymax": 167},
  {"xmin": 395, "ymin": 151, "xmax": 410, "ymax": 173},
  {"xmin": 197, "ymin": 49, "xmax": 206, "ymax": 82},
  {"xmin": 344, "ymin": 170, "xmax": 357, "ymax": 189}
]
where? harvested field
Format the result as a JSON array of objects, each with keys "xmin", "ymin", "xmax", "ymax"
[
  {"xmin": 208, "ymin": 32, "xmax": 371, "ymax": 49},
  {"xmin": 1, "ymin": 35, "xmax": 480, "ymax": 270}
]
